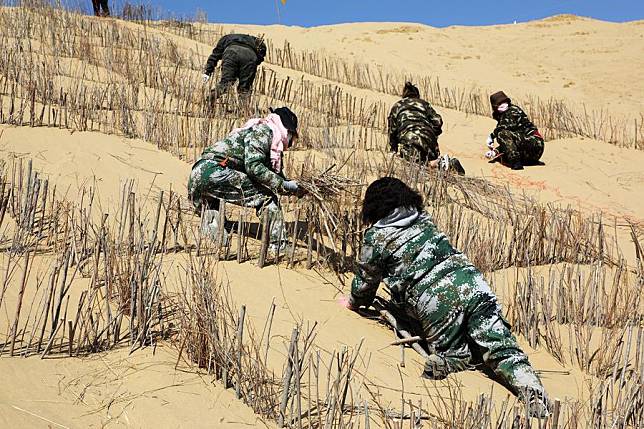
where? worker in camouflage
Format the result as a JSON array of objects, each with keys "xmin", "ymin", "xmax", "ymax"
[
  {"xmin": 188, "ymin": 107, "xmax": 302, "ymax": 251},
  {"xmin": 345, "ymin": 177, "xmax": 550, "ymax": 418},
  {"xmin": 486, "ymin": 91, "xmax": 544, "ymax": 170},
  {"xmin": 388, "ymin": 82, "xmax": 465, "ymax": 175},
  {"xmin": 202, "ymin": 34, "xmax": 267, "ymax": 102}
]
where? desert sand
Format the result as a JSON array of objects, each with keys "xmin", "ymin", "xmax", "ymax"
[{"xmin": 0, "ymin": 5, "xmax": 642, "ymax": 428}]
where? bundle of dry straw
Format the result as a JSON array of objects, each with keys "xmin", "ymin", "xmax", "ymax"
[
  {"xmin": 297, "ymin": 164, "xmax": 362, "ymax": 252},
  {"xmin": 297, "ymin": 164, "xmax": 361, "ymax": 203}
]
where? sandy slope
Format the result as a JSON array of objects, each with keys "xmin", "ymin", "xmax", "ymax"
[
  {"xmin": 165, "ymin": 19, "xmax": 644, "ymax": 224},
  {"xmin": 0, "ymin": 12, "xmax": 643, "ymax": 428},
  {"xmin": 215, "ymin": 16, "xmax": 644, "ymax": 119},
  {"xmin": 0, "ymin": 125, "xmax": 597, "ymax": 426},
  {"xmin": 0, "ymin": 347, "xmax": 272, "ymax": 428}
]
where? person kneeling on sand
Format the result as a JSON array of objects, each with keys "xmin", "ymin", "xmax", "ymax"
[
  {"xmin": 188, "ymin": 107, "xmax": 304, "ymax": 252},
  {"xmin": 344, "ymin": 177, "xmax": 550, "ymax": 418},
  {"xmin": 485, "ymin": 91, "xmax": 544, "ymax": 170},
  {"xmin": 388, "ymin": 82, "xmax": 465, "ymax": 175}
]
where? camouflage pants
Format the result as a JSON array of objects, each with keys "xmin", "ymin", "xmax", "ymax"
[
  {"xmin": 398, "ymin": 132, "xmax": 440, "ymax": 163},
  {"xmin": 92, "ymin": 0, "xmax": 110, "ymax": 16},
  {"xmin": 406, "ymin": 272, "xmax": 545, "ymax": 397},
  {"xmin": 497, "ymin": 130, "xmax": 544, "ymax": 165},
  {"xmin": 210, "ymin": 45, "xmax": 258, "ymax": 102},
  {"xmin": 188, "ymin": 159, "xmax": 286, "ymax": 245}
]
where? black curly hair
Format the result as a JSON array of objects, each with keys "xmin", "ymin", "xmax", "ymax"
[
  {"xmin": 361, "ymin": 177, "xmax": 424, "ymax": 225},
  {"xmin": 402, "ymin": 81, "xmax": 420, "ymax": 99}
]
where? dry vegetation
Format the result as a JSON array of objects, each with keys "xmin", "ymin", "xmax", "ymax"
[
  {"xmin": 0, "ymin": 3, "xmax": 642, "ymax": 428},
  {"xmin": 159, "ymin": 22, "xmax": 644, "ymax": 149}
]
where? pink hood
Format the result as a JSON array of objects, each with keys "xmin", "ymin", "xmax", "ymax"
[{"xmin": 231, "ymin": 113, "xmax": 289, "ymax": 172}]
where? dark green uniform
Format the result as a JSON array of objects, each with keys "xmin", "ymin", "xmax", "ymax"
[
  {"xmin": 92, "ymin": 0, "xmax": 110, "ymax": 16},
  {"xmin": 492, "ymin": 105, "xmax": 544, "ymax": 165},
  {"xmin": 388, "ymin": 97, "xmax": 443, "ymax": 162},
  {"xmin": 188, "ymin": 124, "xmax": 289, "ymax": 245},
  {"xmin": 350, "ymin": 208, "xmax": 546, "ymax": 402},
  {"xmin": 204, "ymin": 34, "xmax": 267, "ymax": 99}
]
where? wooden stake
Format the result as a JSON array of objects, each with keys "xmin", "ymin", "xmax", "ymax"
[
  {"xmin": 279, "ymin": 327, "xmax": 299, "ymax": 427},
  {"xmin": 258, "ymin": 208, "xmax": 270, "ymax": 268},
  {"xmin": 9, "ymin": 252, "xmax": 31, "ymax": 356},
  {"xmin": 236, "ymin": 211, "xmax": 244, "ymax": 263},
  {"xmin": 235, "ymin": 305, "xmax": 246, "ymax": 399}
]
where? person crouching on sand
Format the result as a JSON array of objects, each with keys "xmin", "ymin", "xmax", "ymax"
[
  {"xmin": 344, "ymin": 177, "xmax": 550, "ymax": 418},
  {"xmin": 388, "ymin": 82, "xmax": 465, "ymax": 175},
  {"xmin": 485, "ymin": 91, "xmax": 544, "ymax": 170},
  {"xmin": 188, "ymin": 107, "xmax": 304, "ymax": 252}
]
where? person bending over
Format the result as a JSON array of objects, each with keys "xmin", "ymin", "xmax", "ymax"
[
  {"xmin": 202, "ymin": 34, "xmax": 267, "ymax": 103},
  {"xmin": 188, "ymin": 107, "xmax": 303, "ymax": 252},
  {"xmin": 346, "ymin": 177, "xmax": 549, "ymax": 418},
  {"xmin": 388, "ymin": 82, "xmax": 465, "ymax": 175}
]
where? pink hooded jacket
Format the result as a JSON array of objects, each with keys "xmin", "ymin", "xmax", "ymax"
[{"xmin": 231, "ymin": 113, "xmax": 289, "ymax": 172}]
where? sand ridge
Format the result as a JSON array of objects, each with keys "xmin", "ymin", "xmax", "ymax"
[{"xmin": 0, "ymin": 7, "xmax": 642, "ymax": 428}]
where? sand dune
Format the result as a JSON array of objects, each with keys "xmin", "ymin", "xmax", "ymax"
[
  {"xmin": 0, "ymin": 6, "xmax": 642, "ymax": 428},
  {"xmin": 217, "ymin": 15, "xmax": 644, "ymax": 119}
]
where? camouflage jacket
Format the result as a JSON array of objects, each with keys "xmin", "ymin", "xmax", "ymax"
[
  {"xmin": 388, "ymin": 97, "xmax": 443, "ymax": 152},
  {"xmin": 350, "ymin": 208, "xmax": 487, "ymax": 310},
  {"xmin": 197, "ymin": 124, "xmax": 288, "ymax": 194},
  {"xmin": 204, "ymin": 34, "xmax": 267, "ymax": 75},
  {"xmin": 492, "ymin": 104, "xmax": 539, "ymax": 139}
]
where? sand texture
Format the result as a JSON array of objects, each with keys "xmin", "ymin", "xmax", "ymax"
[{"xmin": 0, "ymin": 5, "xmax": 642, "ymax": 428}]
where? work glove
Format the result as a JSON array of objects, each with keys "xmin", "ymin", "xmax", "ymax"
[
  {"xmin": 202, "ymin": 73, "xmax": 210, "ymax": 84},
  {"xmin": 486, "ymin": 134, "xmax": 494, "ymax": 149},
  {"xmin": 283, "ymin": 180, "xmax": 299, "ymax": 192},
  {"xmin": 485, "ymin": 149, "xmax": 498, "ymax": 159},
  {"xmin": 284, "ymin": 180, "xmax": 307, "ymax": 198},
  {"xmin": 437, "ymin": 154, "xmax": 451, "ymax": 171},
  {"xmin": 283, "ymin": 180, "xmax": 303, "ymax": 194}
]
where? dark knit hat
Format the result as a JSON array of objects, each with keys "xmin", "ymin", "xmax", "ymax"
[
  {"xmin": 490, "ymin": 91, "xmax": 511, "ymax": 109},
  {"xmin": 402, "ymin": 81, "xmax": 420, "ymax": 99},
  {"xmin": 270, "ymin": 107, "xmax": 298, "ymax": 137}
]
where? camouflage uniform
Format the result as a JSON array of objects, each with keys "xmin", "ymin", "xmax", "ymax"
[
  {"xmin": 350, "ymin": 208, "xmax": 546, "ymax": 400},
  {"xmin": 388, "ymin": 97, "xmax": 443, "ymax": 162},
  {"xmin": 492, "ymin": 105, "xmax": 544, "ymax": 165},
  {"xmin": 204, "ymin": 34, "xmax": 267, "ymax": 100},
  {"xmin": 188, "ymin": 124, "xmax": 289, "ymax": 245}
]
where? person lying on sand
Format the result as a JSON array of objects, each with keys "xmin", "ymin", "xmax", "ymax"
[
  {"xmin": 188, "ymin": 106, "xmax": 304, "ymax": 252},
  {"xmin": 388, "ymin": 82, "xmax": 465, "ymax": 175},
  {"xmin": 344, "ymin": 177, "xmax": 550, "ymax": 418},
  {"xmin": 202, "ymin": 34, "xmax": 267, "ymax": 104},
  {"xmin": 485, "ymin": 91, "xmax": 544, "ymax": 170}
]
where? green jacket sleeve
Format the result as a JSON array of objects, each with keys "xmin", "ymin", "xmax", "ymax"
[
  {"xmin": 491, "ymin": 113, "xmax": 511, "ymax": 139},
  {"xmin": 426, "ymin": 105, "xmax": 443, "ymax": 137},
  {"xmin": 205, "ymin": 35, "xmax": 230, "ymax": 75},
  {"xmin": 491, "ymin": 106, "xmax": 528, "ymax": 138},
  {"xmin": 350, "ymin": 230, "xmax": 386, "ymax": 308},
  {"xmin": 388, "ymin": 106, "xmax": 399, "ymax": 152},
  {"xmin": 243, "ymin": 127, "xmax": 286, "ymax": 194}
]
